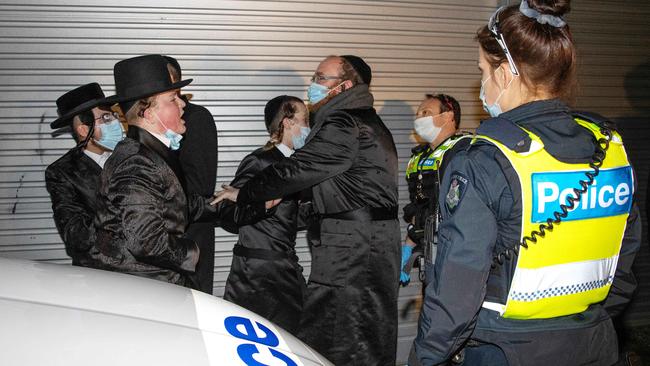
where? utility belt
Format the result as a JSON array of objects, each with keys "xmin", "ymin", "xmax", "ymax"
[
  {"xmin": 320, "ymin": 206, "xmax": 398, "ymax": 221},
  {"xmin": 233, "ymin": 244, "xmax": 296, "ymax": 261}
]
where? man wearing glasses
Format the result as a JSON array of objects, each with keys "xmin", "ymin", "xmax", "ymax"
[
  {"xmin": 214, "ymin": 55, "xmax": 401, "ymax": 365},
  {"xmin": 46, "ymin": 83, "xmax": 125, "ymax": 267}
]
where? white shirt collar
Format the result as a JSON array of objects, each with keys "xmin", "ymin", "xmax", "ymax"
[
  {"xmin": 83, "ymin": 149, "xmax": 112, "ymax": 169},
  {"xmin": 276, "ymin": 143, "xmax": 294, "ymax": 157},
  {"xmin": 149, "ymin": 131, "xmax": 171, "ymax": 148}
]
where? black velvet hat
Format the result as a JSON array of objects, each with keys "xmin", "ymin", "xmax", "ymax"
[
  {"xmin": 106, "ymin": 54, "xmax": 192, "ymax": 114},
  {"xmin": 341, "ymin": 55, "xmax": 372, "ymax": 85},
  {"xmin": 50, "ymin": 83, "xmax": 110, "ymax": 129}
]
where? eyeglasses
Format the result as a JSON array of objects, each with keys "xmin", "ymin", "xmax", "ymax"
[
  {"xmin": 310, "ymin": 74, "xmax": 342, "ymax": 83},
  {"xmin": 488, "ymin": 7, "xmax": 519, "ymax": 76},
  {"xmin": 95, "ymin": 111, "xmax": 120, "ymax": 124}
]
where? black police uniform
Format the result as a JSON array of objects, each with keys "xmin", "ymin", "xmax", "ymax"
[
  {"xmin": 221, "ymin": 145, "xmax": 307, "ymax": 335},
  {"xmin": 237, "ymin": 84, "xmax": 401, "ymax": 366},
  {"xmin": 410, "ymin": 99, "xmax": 641, "ymax": 366},
  {"xmin": 403, "ymin": 135, "xmax": 469, "ymax": 283}
]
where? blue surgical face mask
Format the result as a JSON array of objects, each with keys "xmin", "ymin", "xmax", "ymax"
[
  {"xmin": 291, "ymin": 126, "xmax": 311, "ymax": 150},
  {"xmin": 307, "ymin": 81, "xmax": 345, "ymax": 105},
  {"xmin": 164, "ymin": 129, "xmax": 183, "ymax": 150},
  {"xmin": 307, "ymin": 83, "xmax": 329, "ymax": 105},
  {"xmin": 479, "ymin": 72, "xmax": 514, "ymax": 118},
  {"xmin": 96, "ymin": 119, "xmax": 125, "ymax": 150},
  {"xmin": 153, "ymin": 111, "xmax": 183, "ymax": 150}
]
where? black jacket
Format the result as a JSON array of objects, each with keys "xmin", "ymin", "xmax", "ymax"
[
  {"xmin": 222, "ymin": 146, "xmax": 307, "ymax": 333},
  {"xmin": 224, "ymin": 146, "xmax": 300, "ymax": 249},
  {"xmin": 94, "ymin": 126, "xmax": 208, "ymax": 287},
  {"xmin": 45, "ymin": 146, "xmax": 102, "ymax": 266},
  {"xmin": 178, "ymin": 102, "xmax": 218, "ymax": 294},
  {"xmin": 238, "ymin": 84, "xmax": 398, "ymax": 212},
  {"xmin": 411, "ymin": 99, "xmax": 642, "ymax": 366}
]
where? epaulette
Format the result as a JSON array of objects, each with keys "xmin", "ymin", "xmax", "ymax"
[
  {"xmin": 475, "ymin": 117, "xmax": 531, "ymax": 153},
  {"xmin": 572, "ymin": 110, "xmax": 617, "ymax": 131}
]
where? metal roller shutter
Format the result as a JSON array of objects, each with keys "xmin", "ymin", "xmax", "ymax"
[{"xmin": 1, "ymin": 0, "xmax": 647, "ymax": 363}]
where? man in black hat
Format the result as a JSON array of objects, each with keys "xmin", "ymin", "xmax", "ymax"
[
  {"xmin": 164, "ymin": 56, "xmax": 218, "ymax": 295},
  {"xmin": 45, "ymin": 82, "xmax": 125, "ymax": 267},
  {"xmin": 93, "ymin": 54, "xmax": 211, "ymax": 287},
  {"xmin": 214, "ymin": 55, "xmax": 400, "ymax": 365}
]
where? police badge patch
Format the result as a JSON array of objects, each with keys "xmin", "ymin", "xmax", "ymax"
[{"xmin": 446, "ymin": 172, "xmax": 468, "ymax": 213}]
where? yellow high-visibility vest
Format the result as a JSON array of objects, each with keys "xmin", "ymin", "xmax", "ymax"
[
  {"xmin": 477, "ymin": 118, "xmax": 634, "ymax": 319},
  {"xmin": 405, "ymin": 136, "xmax": 469, "ymax": 179}
]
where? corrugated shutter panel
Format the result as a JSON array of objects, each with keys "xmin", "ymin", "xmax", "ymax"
[
  {"xmin": 12, "ymin": 0, "xmax": 649, "ymax": 361},
  {"xmin": 566, "ymin": 0, "xmax": 650, "ymax": 327},
  {"xmin": 0, "ymin": 1, "xmax": 494, "ymax": 362}
]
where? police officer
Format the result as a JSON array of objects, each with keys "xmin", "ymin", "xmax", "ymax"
[
  {"xmin": 410, "ymin": 1, "xmax": 641, "ymax": 365},
  {"xmin": 400, "ymin": 93, "xmax": 468, "ymax": 285}
]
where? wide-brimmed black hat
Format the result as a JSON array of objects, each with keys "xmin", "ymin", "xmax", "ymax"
[
  {"xmin": 106, "ymin": 54, "xmax": 192, "ymax": 114},
  {"xmin": 50, "ymin": 82, "xmax": 110, "ymax": 129},
  {"xmin": 341, "ymin": 55, "xmax": 372, "ymax": 85}
]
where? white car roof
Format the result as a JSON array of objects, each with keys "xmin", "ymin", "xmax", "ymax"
[{"xmin": 0, "ymin": 257, "xmax": 332, "ymax": 366}]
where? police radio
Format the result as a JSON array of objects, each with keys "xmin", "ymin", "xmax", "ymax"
[{"xmin": 492, "ymin": 123, "xmax": 615, "ymax": 267}]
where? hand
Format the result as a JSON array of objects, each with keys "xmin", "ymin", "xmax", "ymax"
[
  {"xmin": 265, "ymin": 198, "xmax": 282, "ymax": 209},
  {"xmin": 400, "ymin": 244, "xmax": 414, "ymax": 286},
  {"xmin": 210, "ymin": 184, "xmax": 240, "ymax": 205}
]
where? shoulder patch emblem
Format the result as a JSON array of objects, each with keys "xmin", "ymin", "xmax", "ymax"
[{"xmin": 446, "ymin": 172, "xmax": 468, "ymax": 213}]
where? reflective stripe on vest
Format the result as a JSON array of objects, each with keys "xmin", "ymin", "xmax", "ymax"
[
  {"xmin": 405, "ymin": 136, "xmax": 468, "ymax": 178},
  {"xmin": 477, "ymin": 118, "xmax": 633, "ymax": 319}
]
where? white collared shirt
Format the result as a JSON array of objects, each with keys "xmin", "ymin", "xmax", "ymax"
[
  {"xmin": 149, "ymin": 131, "xmax": 172, "ymax": 148},
  {"xmin": 276, "ymin": 143, "xmax": 294, "ymax": 157},
  {"xmin": 83, "ymin": 149, "xmax": 112, "ymax": 169}
]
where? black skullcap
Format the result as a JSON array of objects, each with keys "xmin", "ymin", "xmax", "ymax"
[
  {"xmin": 341, "ymin": 55, "xmax": 372, "ymax": 85},
  {"xmin": 264, "ymin": 95, "xmax": 291, "ymax": 134}
]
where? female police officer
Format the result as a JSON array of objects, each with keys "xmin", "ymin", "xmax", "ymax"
[{"xmin": 410, "ymin": 1, "xmax": 642, "ymax": 365}]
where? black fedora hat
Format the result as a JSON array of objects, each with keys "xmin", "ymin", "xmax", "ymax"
[
  {"xmin": 50, "ymin": 82, "xmax": 110, "ymax": 129},
  {"xmin": 106, "ymin": 54, "xmax": 192, "ymax": 113}
]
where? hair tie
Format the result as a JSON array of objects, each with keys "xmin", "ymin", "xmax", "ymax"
[{"xmin": 519, "ymin": 0, "xmax": 566, "ymax": 28}]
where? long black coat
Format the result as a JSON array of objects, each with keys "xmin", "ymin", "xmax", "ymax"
[
  {"xmin": 178, "ymin": 102, "xmax": 218, "ymax": 294},
  {"xmin": 45, "ymin": 146, "xmax": 102, "ymax": 266},
  {"xmin": 94, "ymin": 126, "xmax": 208, "ymax": 287},
  {"xmin": 222, "ymin": 146, "xmax": 307, "ymax": 334},
  {"xmin": 238, "ymin": 85, "xmax": 401, "ymax": 366}
]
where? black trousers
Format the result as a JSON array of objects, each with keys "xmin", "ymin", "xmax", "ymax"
[{"xmin": 298, "ymin": 217, "xmax": 401, "ymax": 366}]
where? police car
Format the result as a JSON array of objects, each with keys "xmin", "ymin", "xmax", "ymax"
[{"xmin": 0, "ymin": 257, "xmax": 333, "ymax": 366}]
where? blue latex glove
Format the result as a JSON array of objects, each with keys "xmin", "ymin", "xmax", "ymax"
[{"xmin": 400, "ymin": 244, "xmax": 413, "ymax": 285}]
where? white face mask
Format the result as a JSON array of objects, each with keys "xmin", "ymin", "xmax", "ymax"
[{"xmin": 413, "ymin": 115, "xmax": 442, "ymax": 143}]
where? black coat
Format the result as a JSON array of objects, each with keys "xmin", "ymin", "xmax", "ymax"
[
  {"xmin": 238, "ymin": 84, "xmax": 401, "ymax": 366},
  {"xmin": 94, "ymin": 126, "xmax": 208, "ymax": 287},
  {"xmin": 178, "ymin": 102, "xmax": 218, "ymax": 294},
  {"xmin": 45, "ymin": 146, "xmax": 102, "ymax": 266},
  {"xmin": 222, "ymin": 146, "xmax": 307, "ymax": 334}
]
